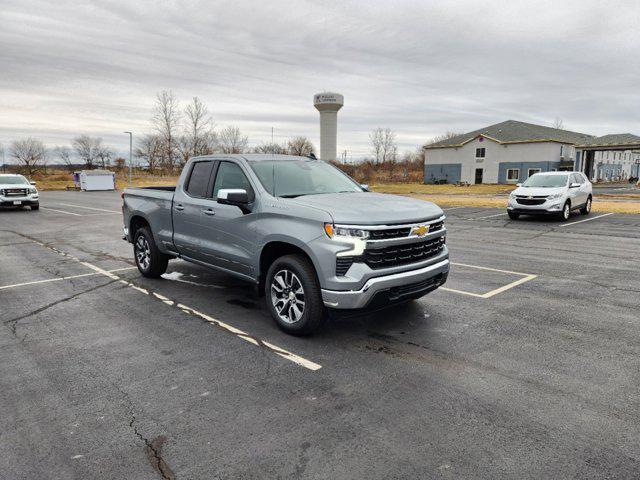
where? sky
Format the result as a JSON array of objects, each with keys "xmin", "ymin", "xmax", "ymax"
[{"xmin": 1, "ymin": 0, "xmax": 639, "ymax": 161}]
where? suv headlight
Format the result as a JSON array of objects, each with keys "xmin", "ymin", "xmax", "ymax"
[
  {"xmin": 324, "ymin": 224, "xmax": 369, "ymax": 240},
  {"xmin": 547, "ymin": 193, "xmax": 563, "ymax": 200},
  {"xmin": 509, "ymin": 192, "xmax": 517, "ymax": 199}
]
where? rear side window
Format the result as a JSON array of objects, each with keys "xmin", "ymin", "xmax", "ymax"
[
  {"xmin": 213, "ymin": 162, "xmax": 254, "ymax": 200},
  {"xmin": 185, "ymin": 161, "xmax": 213, "ymax": 197}
]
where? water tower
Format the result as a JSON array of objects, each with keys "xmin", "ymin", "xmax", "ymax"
[{"xmin": 313, "ymin": 92, "xmax": 343, "ymax": 161}]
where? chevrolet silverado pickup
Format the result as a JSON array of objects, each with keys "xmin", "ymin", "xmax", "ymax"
[{"xmin": 122, "ymin": 154, "xmax": 449, "ymax": 335}]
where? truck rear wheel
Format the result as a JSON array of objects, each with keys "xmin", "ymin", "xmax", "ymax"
[
  {"xmin": 133, "ymin": 226, "xmax": 169, "ymax": 278},
  {"xmin": 265, "ymin": 254, "xmax": 324, "ymax": 335}
]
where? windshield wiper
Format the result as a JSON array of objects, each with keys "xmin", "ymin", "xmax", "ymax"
[{"xmin": 279, "ymin": 194, "xmax": 306, "ymax": 198}]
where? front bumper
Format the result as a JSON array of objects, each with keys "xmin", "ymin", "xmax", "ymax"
[
  {"xmin": 0, "ymin": 196, "xmax": 39, "ymax": 207},
  {"xmin": 507, "ymin": 197, "xmax": 563, "ymax": 214},
  {"xmin": 321, "ymin": 258, "xmax": 450, "ymax": 309}
]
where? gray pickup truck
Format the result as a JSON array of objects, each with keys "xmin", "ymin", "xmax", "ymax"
[{"xmin": 122, "ymin": 154, "xmax": 449, "ymax": 335}]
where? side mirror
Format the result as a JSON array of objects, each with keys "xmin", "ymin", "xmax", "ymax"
[
  {"xmin": 30, "ymin": 181, "xmax": 36, "ymax": 186},
  {"xmin": 569, "ymin": 182, "xmax": 580, "ymax": 188},
  {"xmin": 360, "ymin": 184, "xmax": 370, "ymax": 192},
  {"xmin": 516, "ymin": 183, "xmax": 522, "ymax": 187},
  {"xmin": 217, "ymin": 188, "xmax": 249, "ymax": 207}
]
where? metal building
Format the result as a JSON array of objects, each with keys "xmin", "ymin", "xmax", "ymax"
[{"xmin": 314, "ymin": 92, "xmax": 343, "ymax": 161}]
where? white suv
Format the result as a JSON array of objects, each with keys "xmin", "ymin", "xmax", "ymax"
[
  {"xmin": 507, "ymin": 171, "xmax": 592, "ymax": 221},
  {"xmin": 0, "ymin": 174, "xmax": 40, "ymax": 210}
]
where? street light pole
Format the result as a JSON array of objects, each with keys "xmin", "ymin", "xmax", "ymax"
[{"xmin": 124, "ymin": 131, "xmax": 132, "ymax": 187}]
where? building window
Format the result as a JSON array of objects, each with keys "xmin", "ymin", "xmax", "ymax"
[
  {"xmin": 506, "ymin": 169, "xmax": 519, "ymax": 182},
  {"xmin": 475, "ymin": 148, "xmax": 485, "ymax": 158},
  {"xmin": 528, "ymin": 168, "xmax": 541, "ymax": 177}
]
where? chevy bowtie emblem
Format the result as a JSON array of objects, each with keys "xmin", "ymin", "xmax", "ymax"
[
  {"xmin": 411, "ymin": 225, "xmax": 430, "ymax": 237},
  {"xmin": 528, "ymin": 195, "xmax": 533, "ymax": 199}
]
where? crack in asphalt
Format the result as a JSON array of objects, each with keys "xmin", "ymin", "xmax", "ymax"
[
  {"xmin": 116, "ymin": 386, "xmax": 176, "ymax": 480},
  {"xmin": 3, "ymin": 279, "xmax": 119, "ymax": 339}
]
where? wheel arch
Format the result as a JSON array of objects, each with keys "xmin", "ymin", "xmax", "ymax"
[{"xmin": 258, "ymin": 240, "xmax": 319, "ymax": 296}]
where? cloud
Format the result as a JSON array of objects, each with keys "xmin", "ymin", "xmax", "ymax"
[{"xmin": 1, "ymin": 0, "xmax": 639, "ymax": 159}]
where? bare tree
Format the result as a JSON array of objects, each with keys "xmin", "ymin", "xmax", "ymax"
[
  {"xmin": 95, "ymin": 144, "xmax": 113, "ymax": 169},
  {"xmin": 218, "ymin": 126, "xmax": 248, "ymax": 154},
  {"xmin": 114, "ymin": 157, "xmax": 126, "ymax": 172},
  {"xmin": 135, "ymin": 134, "xmax": 163, "ymax": 173},
  {"xmin": 152, "ymin": 90, "xmax": 181, "ymax": 171},
  {"xmin": 553, "ymin": 117, "xmax": 564, "ymax": 130},
  {"xmin": 11, "ymin": 138, "xmax": 47, "ymax": 175},
  {"xmin": 253, "ymin": 142, "xmax": 287, "ymax": 154},
  {"xmin": 53, "ymin": 145, "xmax": 74, "ymax": 172},
  {"xmin": 287, "ymin": 136, "xmax": 315, "ymax": 156},
  {"xmin": 425, "ymin": 131, "xmax": 462, "ymax": 146},
  {"xmin": 182, "ymin": 97, "xmax": 216, "ymax": 161},
  {"xmin": 369, "ymin": 128, "xmax": 397, "ymax": 163},
  {"xmin": 73, "ymin": 135, "xmax": 102, "ymax": 168}
]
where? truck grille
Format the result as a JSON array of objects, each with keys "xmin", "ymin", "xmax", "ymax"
[
  {"xmin": 364, "ymin": 236, "xmax": 445, "ymax": 269},
  {"xmin": 1, "ymin": 188, "xmax": 28, "ymax": 197},
  {"xmin": 368, "ymin": 220, "xmax": 444, "ymax": 240},
  {"xmin": 336, "ymin": 236, "xmax": 446, "ymax": 275},
  {"xmin": 516, "ymin": 196, "xmax": 547, "ymax": 206}
]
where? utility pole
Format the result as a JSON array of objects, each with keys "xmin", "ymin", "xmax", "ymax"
[
  {"xmin": 124, "ymin": 131, "xmax": 133, "ymax": 187},
  {"xmin": 0, "ymin": 143, "xmax": 4, "ymax": 173}
]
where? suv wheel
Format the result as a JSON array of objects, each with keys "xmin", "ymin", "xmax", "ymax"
[
  {"xmin": 559, "ymin": 201, "xmax": 571, "ymax": 221},
  {"xmin": 265, "ymin": 254, "xmax": 324, "ymax": 335},
  {"xmin": 580, "ymin": 196, "xmax": 592, "ymax": 215},
  {"xmin": 134, "ymin": 226, "xmax": 169, "ymax": 278},
  {"xmin": 507, "ymin": 211, "xmax": 519, "ymax": 220}
]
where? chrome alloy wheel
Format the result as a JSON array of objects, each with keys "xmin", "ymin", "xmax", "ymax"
[
  {"xmin": 585, "ymin": 198, "xmax": 592, "ymax": 213},
  {"xmin": 270, "ymin": 269, "xmax": 305, "ymax": 324},
  {"xmin": 562, "ymin": 203, "xmax": 570, "ymax": 220},
  {"xmin": 135, "ymin": 235, "xmax": 151, "ymax": 270}
]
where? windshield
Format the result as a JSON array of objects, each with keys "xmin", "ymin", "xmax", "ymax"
[
  {"xmin": 522, "ymin": 174, "xmax": 568, "ymax": 188},
  {"xmin": 249, "ymin": 159, "xmax": 363, "ymax": 197},
  {"xmin": 0, "ymin": 175, "xmax": 29, "ymax": 185}
]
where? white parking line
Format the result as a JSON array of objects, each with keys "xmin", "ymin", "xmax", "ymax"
[
  {"xmin": 559, "ymin": 213, "xmax": 614, "ymax": 227},
  {"xmin": 0, "ymin": 267, "xmax": 137, "ymax": 290},
  {"xmin": 474, "ymin": 212, "xmax": 507, "ymax": 220},
  {"xmin": 440, "ymin": 262, "xmax": 537, "ymax": 299},
  {"xmin": 57, "ymin": 203, "xmax": 120, "ymax": 214},
  {"xmin": 443, "ymin": 206, "xmax": 465, "ymax": 211},
  {"xmin": 40, "ymin": 207, "xmax": 82, "ymax": 216},
  {"xmin": 19, "ymin": 236, "xmax": 322, "ymax": 372}
]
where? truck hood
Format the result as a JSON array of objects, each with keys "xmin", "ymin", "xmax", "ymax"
[
  {"xmin": 512, "ymin": 186, "xmax": 565, "ymax": 197},
  {"xmin": 0, "ymin": 184, "xmax": 32, "ymax": 191},
  {"xmin": 287, "ymin": 192, "xmax": 444, "ymax": 225}
]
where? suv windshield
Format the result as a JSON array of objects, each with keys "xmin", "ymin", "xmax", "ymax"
[
  {"xmin": 522, "ymin": 174, "xmax": 568, "ymax": 188},
  {"xmin": 0, "ymin": 175, "xmax": 29, "ymax": 185},
  {"xmin": 249, "ymin": 159, "xmax": 363, "ymax": 197}
]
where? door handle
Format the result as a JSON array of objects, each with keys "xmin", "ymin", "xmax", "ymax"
[
  {"xmin": 175, "ymin": 204, "xmax": 185, "ymax": 211},
  {"xmin": 202, "ymin": 209, "xmax": 216, "ymax": 216}
]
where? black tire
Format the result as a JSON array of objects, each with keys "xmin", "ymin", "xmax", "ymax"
[
  {"xmin": 559, "ymin": 201, "xmax": 571, "ymax": 222},
  {"xmin": 264, "ymin": 254, "xmax": 325, "ymax": 336},
  {"xmin": 133, "ymin": 226, "xmax": 169, "ymax": 278},
  {"xmin": 580, "ymin": 196, "xmax": 592, "ymax": 215},
  {"xmin": 30, "ymin": 204, "xmax": 39, "ymax": 210},
  {"xmin": 507, "ymin": 211, "xmax": 519, "ymax": 220}
]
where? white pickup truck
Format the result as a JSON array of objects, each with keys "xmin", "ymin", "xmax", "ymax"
[{"xmin": 0, "ymin": 174, "xmax": 39, "ymax": 210}]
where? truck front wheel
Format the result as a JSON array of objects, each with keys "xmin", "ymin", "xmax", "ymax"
[
  {"xmin": 133, "ymin": 226, "xmax": 169, "ymax": 278},
  {"xmin": 265, "ymin": 254, "xmax": 325, "ymax": 335}
]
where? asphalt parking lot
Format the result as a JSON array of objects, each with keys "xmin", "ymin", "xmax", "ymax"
[{"xmin": 2, "ymin": 191, "xmax": 639, "ymax": 479}]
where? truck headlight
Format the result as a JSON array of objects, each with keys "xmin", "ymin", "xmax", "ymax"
[
  {"xmin": 29, "ymin": 187, "xmax": 37, "ymax": 194},
  {"xmin": 324, "ymin": 224, "xmax": 369, "ymax": 240}
]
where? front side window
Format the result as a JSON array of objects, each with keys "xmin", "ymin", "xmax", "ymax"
[
  {"xmin": 0, "ymin": 175, "xmax": 29, "ymax": 185},
  {"xmin": 522, "ymin": 174, "xmax": 568, "ymax": 188},
  {"xmin": 185, "ymin": 161, "xmax": 213, "ymax": 197},
  {"xmin": 475, "ymin": 148, "xmax": 485, "ymax": 158},
  {"xmin": 213, "ymin": 162, "xmax": 254, "ymax": 200},
  {"xmin": 249, "ymin": 159, "xmax": 362, "ymax": 198},
  {"xmin": 506, "ymin": 169, "xmax": 519, "ymax": 181}
]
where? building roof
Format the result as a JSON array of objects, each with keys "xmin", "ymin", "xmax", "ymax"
[
  {"xmin": 575, "ymin": 133, "xmax": 640, "ymax": 148},
  {"xmin": 424, "ymin": 120, "xmax": 596, "ymax": 149}
]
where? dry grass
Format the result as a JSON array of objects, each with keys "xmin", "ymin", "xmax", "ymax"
[
  {"xmin": 31, "ymin": 170, "xmax": 179, "ymax": 190},
  {"xmin": 371, "ymin": 182, "xmax": 514, "ymax": 195}
]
